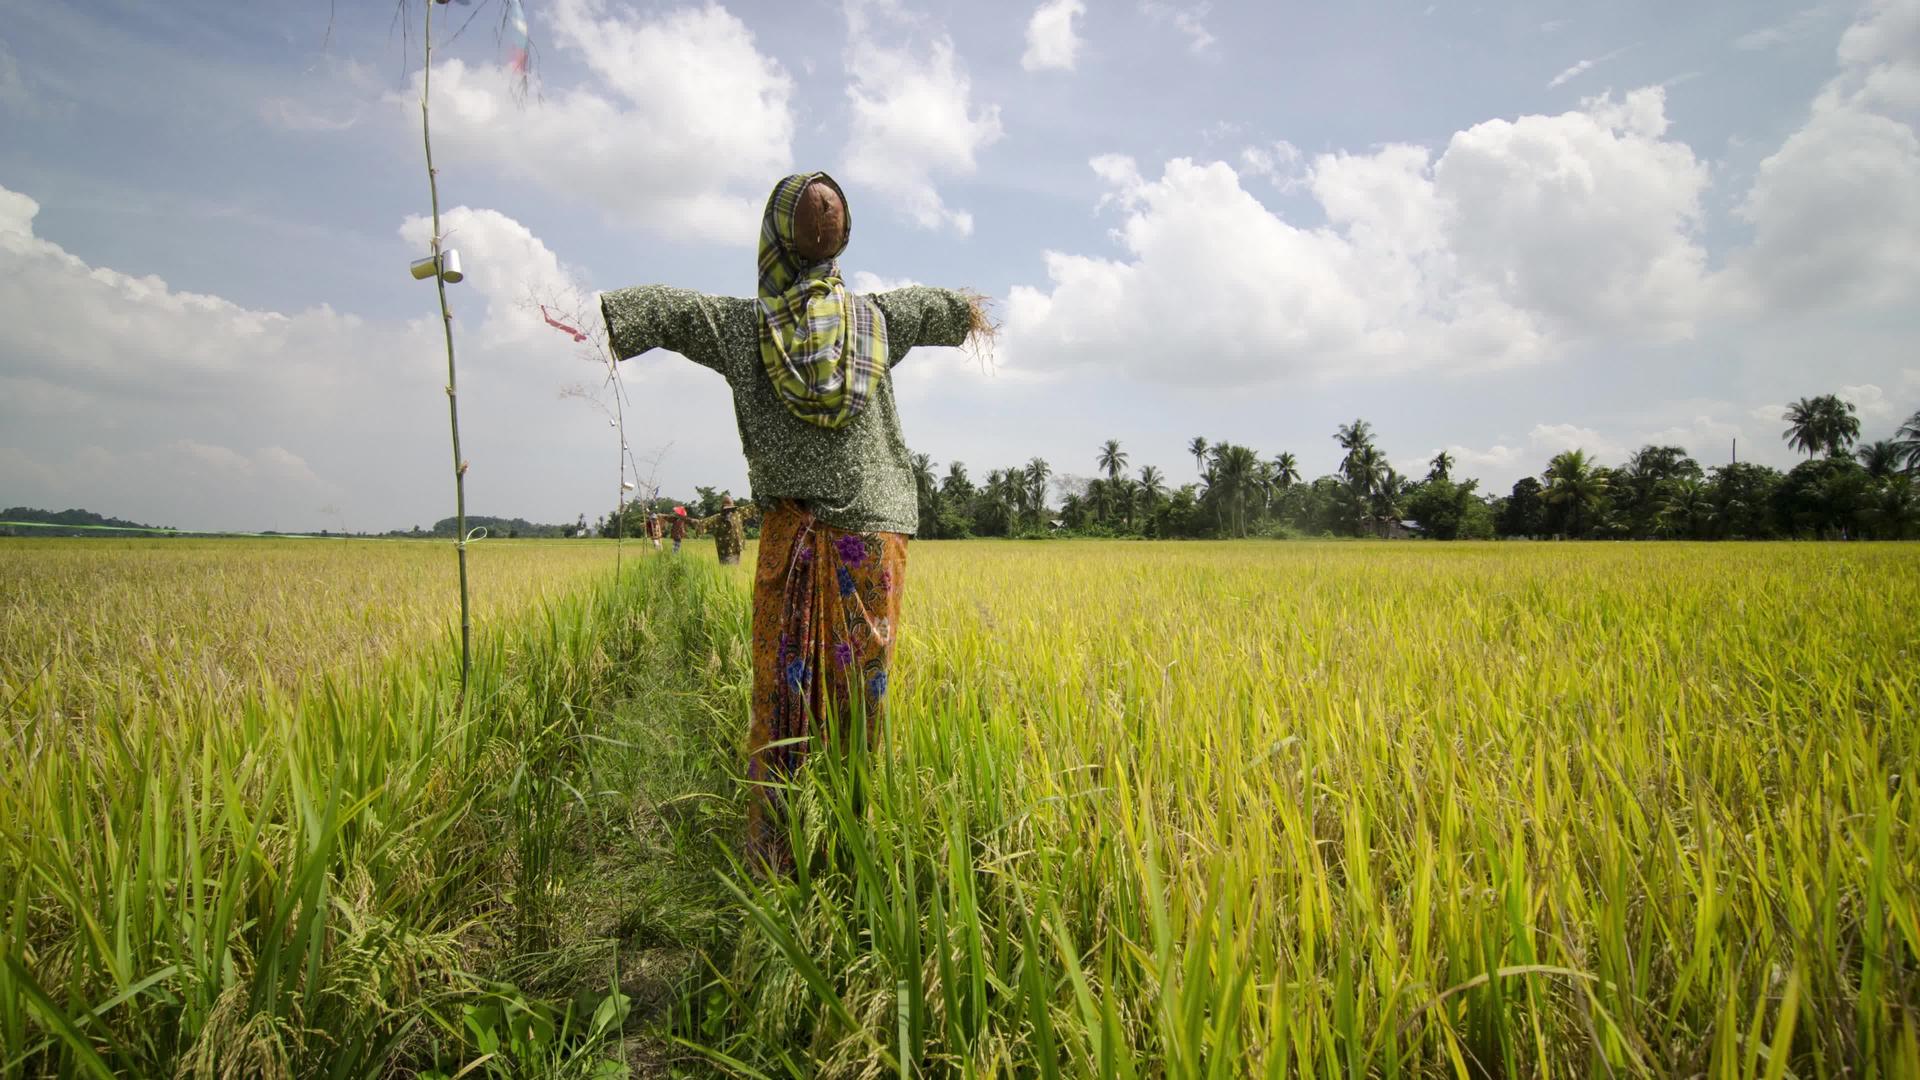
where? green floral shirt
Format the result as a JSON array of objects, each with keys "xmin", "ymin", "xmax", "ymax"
[{"xmin": 600, "ymin": 284, "xmax": 972, "ymax": 535}]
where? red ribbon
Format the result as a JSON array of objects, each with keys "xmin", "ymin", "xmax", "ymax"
[{"xmin": 540, "ymin": 305, "xmax": 587, "ymax": 342}]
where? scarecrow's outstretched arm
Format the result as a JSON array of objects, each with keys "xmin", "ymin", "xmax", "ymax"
[
  {"xmin": 868, "ymin": 287, "xmax": 976, "ymax": 368},
  {"xmin": 600, "ymin": 286, "xmax": 750, "ymax": 376}
]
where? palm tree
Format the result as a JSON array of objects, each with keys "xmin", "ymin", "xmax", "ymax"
[
  {"xmin": 1213, "ymin": 443, "xmax": 1261, "ymax": 537},
  {"xmin": 1340, "ymin": 445, "xmax": 1384, "ymax": 535},
  {"xmin": 984, "ymin": 469, "xmax": 1020, "ymax": 535},
  {"xmin": 1782, "ymin": 394, "xmax": 1861, "ymax": 458},
  {"xmin": 1188, "ymin": 436, "xmax": 1209, "ymax": 477},
  {"xmin": 942, "ymin": 460, "xmax": 971, "ymax": 494},
  {"xmin": 1428, "ymin": 450, "xmax": 1454, "ymax": 482},
  {"xmin": 1097, "ymin": 439, "xmax": 1128, "ymax": 482},
  {"xmin": 1543, "ymin": 449, "xmax": 1610, "ymax": 538},
  {"xmin": 1372, "ymin": 468, "xmax": 1408, "ymax": 535},
  {"xmin": 1335, "ymin": 419, "xmax": 1375, "ymax": 455},
  {"xmin": 910, "ymin": 452, "xmax": 939, "ymax": 534},
  {"xmin": 1271, "ymin": 452, "xmax": 1300, "ymax": 490},
  {"xmin": 1656, "ymin": 476, "xmax": 1713, "ymax": 539},
  {"xmin": 1024, "ymin": 457, "xmax": 1051, "ymax": 526},
  {"xmin": 1137, "ymin": 465, "xmax": 1165, "ymax": 504},
  {"xmin": 1857, "ymin": 439, "xmax": 1903, "ymax": 480},
  {"xmin": 1896, "ymin": 408, "xmax": 1920, "ymax": 473}
]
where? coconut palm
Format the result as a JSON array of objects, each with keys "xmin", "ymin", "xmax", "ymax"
[
  {"xmin": 1271, "ymin": 452, "xmax": 1300, "ymax": 490},
  {"xmin": 1097, "ymin": 439, "xmax": 1129, "ymax": 482},
  {"xmin": 1024, "ymin": 457, "xmax": 1051, "ymax": 526},
  {"xmin": 1132, "ymin": 469, "xmax": 1164, "ymax": 528},
  {"xmin": 1857, "ymin": 439, "xmax": 1903, "ymax": 480},
  {"xmin": 1335, "ymin": 419, "xmax": 1375, "ymax": 455},
  {"xmin": 1782, "ymin": 395, "xmax": 1861, "ymax": 458},
  {"xmin": 1656, "ymin": 476, "xmax": 1713, "ymax": 539},
  {"xmin": 1896, "ymin": 408, "xmax": 1920, "ymax": 473},
  {"xmin": 910, "ymin": 452, "xmax": 939, "ymax": 534},
  {"xmin": 1428, "ymin": 450, "xmax": 1454, "ymax": 482},
  {"xmin": 940, "ymin": 461, "xmax": 974, "ymax": 518},
  {"xmin": 1212, "ymin": 443, "xmax": 1262, "ymax": 537},
  {"xmin": 1372, "ymin": 468, "xmax": 1408, "ymax": 535},
  {"xmin": 1188, "ymin": 436, "xmax": 1209, "ymax": 477},
  {"xmin": 1543, "ymin": 449, "xmax": 1610, "ymax": 538}
]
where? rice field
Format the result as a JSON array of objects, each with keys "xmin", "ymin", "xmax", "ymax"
[
  {"xmin": 3, "ymin": 538, "xmax": 1917, "ymax": 1076},
  {"xmin": 0, "ymin": 537, "xmax": 621, "ymax": 713},
  {"xmin": 699, "ymin": 540, "xmax": 1920, "ymax": 1076}
]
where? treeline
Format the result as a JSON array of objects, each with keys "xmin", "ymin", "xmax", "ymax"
[
  {"xmin": 906, "ymin": 393, "xmax": 1920, "ymax": 541},
  {"xmin": 391, "ymin": 515, "xmax": 590, "ymax": 540},
  {"xmin": 0, "ymin": 507, "xmax": 174, "ymax": 537},
  {"xmin": 596, "ymin": 487, "xmax": 740, "ymax": 539}
]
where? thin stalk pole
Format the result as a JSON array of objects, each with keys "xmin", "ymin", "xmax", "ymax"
[
  {"xmin": 610, "ymin": 353, "xmax": 625, "ymax": 572},
  {"xmin": 420, "ymin": 0, "xmax": 473, "ymax": 691}
]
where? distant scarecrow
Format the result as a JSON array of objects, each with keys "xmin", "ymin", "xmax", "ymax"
[
  {"xmin": 601, "ymin": 172, "xmax": 990, "ymax": 872},
  {"xmin": 701, "ymin": 496, "xmax": 748, "ymax": 566}
]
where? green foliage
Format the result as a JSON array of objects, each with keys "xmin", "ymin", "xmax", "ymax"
[{"xmin": 0, "ymin": 507, "xmax": 170, "ymax": 536}]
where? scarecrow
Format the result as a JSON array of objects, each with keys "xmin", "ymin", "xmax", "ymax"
[
  {"xmin": 669, "ymin": 505, "xmax": 687, "ymax": 552},
  {"xmin": 600, "ymin": 171, "xmax": 991, "ymax": 871},
  {"xmin": 699, "ymin": 496, "xmax": 749, "ymax": 566}
]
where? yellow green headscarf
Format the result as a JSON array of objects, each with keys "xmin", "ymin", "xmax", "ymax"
[{"xmin": 755, "ymin": 172, "xmax": 889, "ymax": 430}]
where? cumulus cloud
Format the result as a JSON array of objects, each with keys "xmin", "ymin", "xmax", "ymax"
[
  {"xmin": 841, "ymin": 0, "xmax": 1003, "ymax": 234},
  {"xmin": 847, "ymin": 270, "xmax": 923, "ymax": 293},
  {"xmin": 1022, "ymin": 0, "xmax": 1086, "ymax": 72},
  {"xmin": 1724, "ymin": 0, "xmax": 1920, "ymax": 311},
  {"xmin": 1839, "ymin": 381, "xmax": 1897, "ymax": 419},
  {"xmin": 0, "ymin": 181, "xmax": 715, "ymax": 532},
  {"xmin": 1004, "ymin": 88, "xmax": 1710, "ymax": 385},
  {"xmin": 407, "ymin": 0, "xmax": 793, "ymax": 244}
]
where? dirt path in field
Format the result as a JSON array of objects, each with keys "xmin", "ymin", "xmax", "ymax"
[{"xmin": 553, "ymin": 567, "xmax": 748, "ymax": 1075}]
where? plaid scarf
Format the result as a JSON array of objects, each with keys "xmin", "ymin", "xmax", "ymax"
[{"xmin": 756, "ymin": 172, "xmax": 889, "ymax": 430}]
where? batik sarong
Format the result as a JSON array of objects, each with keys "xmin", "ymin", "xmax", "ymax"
[{"xmin": 745, "ymin": 499, "xmax": 907, "ymax": 872}]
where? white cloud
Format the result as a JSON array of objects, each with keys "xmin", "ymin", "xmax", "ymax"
[
  {"xmin": 405, "ymin": 1, "xmax": 793, "ymax": 244},
  {"xmin": 0, "ymin": 181, "xmax": 701, "ymax": 532},
  {"xmin": 1022, "ymin": 0, "xmax": 1086, "ymax": 72},
  {"xmin": 1004, "ymin": 88, "xmax": 1711, "ymax": 385},
  {"xmin": 1140, "ymin": 1, "xmax": 1215, "ymax": 54},
  {"xmin": 1724, "ymin": 0, "xmax": 1920, "ymax": 311},
  {"xmin": 1237, "ymin": 140, "xmax": 1304, "ymax": 189},
  {"xmin": 1750, "ymin": 403, "xmax": 1789, "ymax": 422},
  {"xmin": 400, "ymin": 206, "xmax": 583, "ymax": 347},
  {"xmin": 840, "ymin": 0, "xmax": 1003, "ymax": 235},
  {"xmin": 1440, "ymin": 88, "xmax": 1711, "ymax": 342},
  {"xmin": 1527, "ymin": 422, "xmax": 1625, "ymax": 461},
  {"xmin": 1546, "ymin": 45, "xmax": 1633, "ymax": 90},
  {"xmin": 847, "ymin": 270, "xmax": 922, "ymax": 293},
  {"xmin": 1839, "ymin": 382, "xmax": 1896, "ymax": 419}
]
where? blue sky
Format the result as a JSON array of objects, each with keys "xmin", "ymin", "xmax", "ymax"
[{"xmin": 2, "ymin": 0, "xmax": 1916, "ymax": 531}]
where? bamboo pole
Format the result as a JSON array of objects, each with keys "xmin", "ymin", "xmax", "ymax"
[{"xmin": 419, "ymin": 0, "xmax": 473, "ymax": 692}]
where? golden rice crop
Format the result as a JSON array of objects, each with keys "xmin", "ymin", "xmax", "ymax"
[
  {"xmin": 4, "ymin": 536, "xmax": 1916, "ymax": 1076},
  {"xmin": 0, "ymin": 537, "xmax": 620, "ymax": 714},
  {"xmin": 701, "ymin": 540, "xmax": 1920, "ymax": 1076},
  {"xmin": 0, "ymin": 536, "xmax": 675, "ymax": 1077}
]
